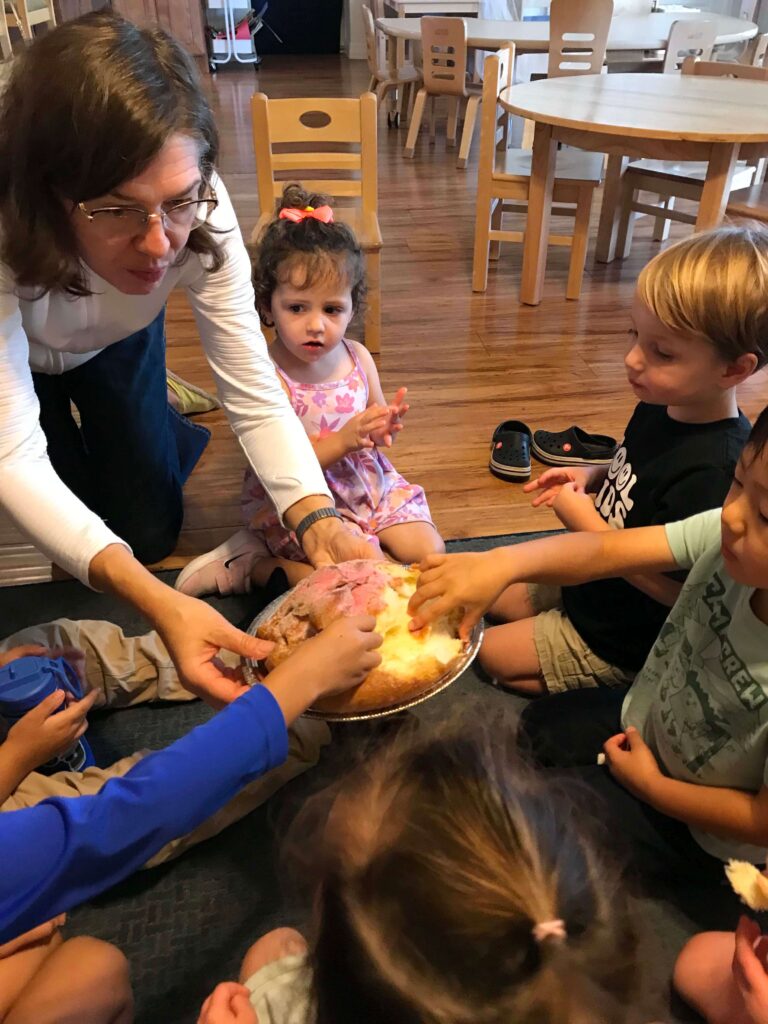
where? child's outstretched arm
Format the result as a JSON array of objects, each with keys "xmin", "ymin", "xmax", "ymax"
[
  {"xmin": 604, "ymin": 727, "xmax": 768, "ymax": 848},
  {"xmin": 0, "ymin": 616, "xmax": 382, "ymax": 944},
  {"xmin": 408, "ymin": 524, "xmax": 678, "ymax": 635}
]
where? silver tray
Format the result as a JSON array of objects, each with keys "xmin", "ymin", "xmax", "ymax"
[{"xmin": 243, "ymin": 590, "xmax": 484, "ymax": 722}]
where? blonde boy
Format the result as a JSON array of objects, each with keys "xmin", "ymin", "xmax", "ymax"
[{"xmin": 482, "ymin": 225, "xmax": 767, "ymax": 696}]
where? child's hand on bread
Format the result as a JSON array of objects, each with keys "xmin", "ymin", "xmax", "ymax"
[{"xmin": 408, "ymin": 551, "xmax": 510, "ymax": 638}]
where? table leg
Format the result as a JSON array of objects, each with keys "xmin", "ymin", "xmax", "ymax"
[
  {"xmin": 595, "ymin": 153, "xmax": 628, "ymax": 264},
  {"xmin": 520, "ymin": 121, "xmax": 557, "ymax": 306},
  {"xmin": 696, "ymin": 143, "xmax": 739, "ymax": 231}
]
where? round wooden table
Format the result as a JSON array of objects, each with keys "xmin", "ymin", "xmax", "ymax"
[
  {"xmin": 498, "ymin": 72, "xmax": 768, "ymax": 305},
  {"xmin": 376, "ymin": 12, "xmax": 757, "ymax": 52}
]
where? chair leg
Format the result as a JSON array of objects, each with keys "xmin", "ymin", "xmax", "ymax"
[
  {"xmin": 456, "ymin": 95, "xmax": 480, "ymax": 169},
  {"xmin": 363, "ymin": 250, "xmax": 382, "ymax": 355},
  {"xmin": 403, "ymin": 88, "xmax": 427, "ymax": 159},
  {"xmin": 446, "ymin": 97, "xmax": 460, "ymax": 147},
  {"xmin": 0, "ymin": 9, "xmax": 12, "ymax": 60},
  {"xmin": 489, "ymin": 199, "xmax": 503, "ymax": 261},
  {"xmin": 472, "ymin": 192, "xmax": 494, "ymax": 293},
  {"xmin": 368, "ymin": 75, "xmax": 377, "ymax": 92},
  {"xmin": 652, "ymin": 195, "xmax": 674, "ymax": 242},
  {"xmin": 615, "ymin": 181, "xmax": 638, "ymax": 261},
  {"xmin": 521, "ymin": 117, "xmax": 535, "ymax": 150},
  {"xmin": 428, "ymin": 95, "xmax": 437, "ymax": 144},
  {"xmin": 566, "ymin": 189, "xmax": 594, "ymax": 301}
]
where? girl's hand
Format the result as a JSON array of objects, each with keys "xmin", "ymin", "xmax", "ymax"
[
  {"xmin": 408, "ymin": 551, "xmax": 511, "ymax": 637},
  {"xmin": 339, "ymin": 406, "xmax": 391, "ymax": 454},
  {"xmin": 602, "ymin": 727, "xmax": 662, "ymax": 800},
  {"xmin": 733, "ymin": 915, "xmax": 768, "ymax": 1024},
  {"xmin": 198, "ymin": 982, "xmax": 257, "ymax": 1024},
  {"xmin": 370, "ymin": 387, "xmax": 409, "ymax": 448},
  {"xmin": 523, "ymin": 466, "xmax": 594, "ymax": 508},
  {"xmin": 5, "ymin": 688, "xmax": 99, "ymax": 772}
]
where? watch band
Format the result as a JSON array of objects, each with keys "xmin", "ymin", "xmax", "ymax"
[{"xmin": 294, "ymin": 507, "xmax": 342, "ymax": 548}]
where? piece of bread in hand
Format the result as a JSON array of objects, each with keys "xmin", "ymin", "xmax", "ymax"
[{"xmin": 725, "ymin": 859, "xmax": 768, "ymax": 911}]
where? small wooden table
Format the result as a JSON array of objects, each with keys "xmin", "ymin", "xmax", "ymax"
[
  {"xmin": 499, "ymin": 72, "xmax": 768, "ymax": 305},
  {"xmin": 376, "ymin": 12, "xmax": 757, "ymax": 52},
  {"xmin": 383, "ymin": 0, "xmax": 480, "ymax": 14}
]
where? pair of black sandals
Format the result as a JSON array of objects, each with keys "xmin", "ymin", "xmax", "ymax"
[{"xmin": 489, "ymin": 422, "xmax": 618, "ymax": 481}]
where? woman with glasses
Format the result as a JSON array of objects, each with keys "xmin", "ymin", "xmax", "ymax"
[{"xmin": 0, "ymin": 11, "xmax": 373, "ymax": 707}]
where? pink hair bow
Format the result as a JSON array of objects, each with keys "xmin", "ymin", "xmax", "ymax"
[{"xmin": 279, "ymin": 205, "xmax": 334, "ymax": 224}]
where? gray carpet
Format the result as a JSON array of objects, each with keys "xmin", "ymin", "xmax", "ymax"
[{"xmin": 0, "ymin": 534, "xmax": 725, "ymax": 1023}]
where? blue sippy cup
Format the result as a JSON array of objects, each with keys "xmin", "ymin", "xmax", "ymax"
[{"xmin": 0, "ymin": 655, "xmax": 95, "ymax": 773}]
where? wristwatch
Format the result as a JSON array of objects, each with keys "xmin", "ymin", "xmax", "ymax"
[{"xmin": 294, "ymin": 507, "xmax": 342, "ymax": 548}]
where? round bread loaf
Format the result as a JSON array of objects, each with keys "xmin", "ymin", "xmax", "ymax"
[{"xmin": 256, "ymin": 560, "xmax": 463, "ymax": 713}]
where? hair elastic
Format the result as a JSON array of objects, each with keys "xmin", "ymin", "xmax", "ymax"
[
  {"xmin": 532, "ymin": 919, "xmax": 567, "ymax": 943},
  {"xmin": 278, "ymin": 205, "xmax": 334, "ymax": 224}
]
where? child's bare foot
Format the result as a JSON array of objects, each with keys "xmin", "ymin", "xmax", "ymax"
[{"xmin": 239, "ymin": 928, "xmax": 308, "ymax": 983}]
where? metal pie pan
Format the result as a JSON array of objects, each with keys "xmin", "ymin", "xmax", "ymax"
[{"xmin": 244, "ymin": 590, "xmax": 484, "ymax": 722}]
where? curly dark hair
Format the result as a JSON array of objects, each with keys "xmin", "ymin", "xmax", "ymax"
[
  {"xmin": 251, "ymin": 183, "xmax": 367, "ymax": 324},
  {"xmin": 0, "ymin": 10, "xmax": 224, "ymax": 297}
]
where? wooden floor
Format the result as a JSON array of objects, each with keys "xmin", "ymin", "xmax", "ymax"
[{"xmin": 2, "ymin": 53, "xmax": 766, "ymax": 585}]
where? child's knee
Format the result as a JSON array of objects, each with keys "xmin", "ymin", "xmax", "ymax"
[{"xmin": 239, "ymin": 928, "xmax": 307, "ymax": 984}]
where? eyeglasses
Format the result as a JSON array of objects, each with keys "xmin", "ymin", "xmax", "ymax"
[{"xmin": 76, "ymin": 189, "xmax": 218, "ymax": 240}]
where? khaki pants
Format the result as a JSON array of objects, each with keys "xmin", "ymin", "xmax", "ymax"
[{"xmin": 0, "ymin": 619, "xmax": 331, "ymax": 867}]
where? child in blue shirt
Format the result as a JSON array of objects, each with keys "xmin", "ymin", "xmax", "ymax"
[{"xmin": 0, "ymin": 614, "xmax": 381, "ymax": 1023}]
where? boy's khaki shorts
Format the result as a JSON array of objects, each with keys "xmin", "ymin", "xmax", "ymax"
[{"xmin": 528, "ymin": 583, "xmax": 636, "ymax": 693}]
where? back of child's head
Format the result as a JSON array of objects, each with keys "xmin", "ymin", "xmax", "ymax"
[
  {"xmin": 251, "ymin": 182, "xmax": 366, "ymax": 322},
  {"xmin": 637, "ymin": 222, "xmax": 768, "ymax": 370},
  {"xmin": 292, "ymin": 728, "xmax": 645, "ymax": 1024}
]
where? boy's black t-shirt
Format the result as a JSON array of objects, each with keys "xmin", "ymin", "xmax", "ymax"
[{"xmin": 561, "ymin": 402, "xmax": 750, "ymax": 672}]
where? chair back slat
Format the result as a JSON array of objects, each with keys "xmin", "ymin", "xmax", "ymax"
[
  {"xmin": 663, "ymin": 19, "xmax": 717, "ymax": 73},
  {"xmin": 421, "ymin": 16, "xmax": 469, "ymax": 97},
  {"xmin": 251, "ymin": 92, "xmax": 378, "ymax": 214},
  {"xmin": 548, "ymin": 0, "xmax": 613, "ymax": 78}
]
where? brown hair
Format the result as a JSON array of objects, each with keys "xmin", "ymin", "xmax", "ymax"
[
  {"xmin": 251, "ymin": 183, "xmax": 367, "ymax": 324},
  {"xmin": 637, "ymin": 222, "xmax": 768, "ymax": 370},
  {"xmin": 290, "ymin": 728, "xmax": 646, "ymax": 1024},
  {"xmin": 0, "ymin": 10, "xmax": 224, "ymax": 297}
]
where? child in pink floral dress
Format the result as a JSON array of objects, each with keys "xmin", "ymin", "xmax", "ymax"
[{"xmin": 176, "ymin": 185, "xmax": 444, "ymax": 597}]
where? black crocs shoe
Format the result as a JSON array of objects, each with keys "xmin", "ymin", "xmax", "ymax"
[
  {"xmin": 489, "ymin": 420, "xmax": 532, "ymax": 481},
  {"xmin": 532, "ymin": 426, "xmax": 618, "ymax": 467}
]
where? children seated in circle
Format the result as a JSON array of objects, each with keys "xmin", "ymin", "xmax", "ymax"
[
  {"xmin": 480, "ymin": 225, "xmax": 766, "ymax": 696},
  {"xmin": 176, "ymin": 184, "xmax": 444, "ymax": 599}
]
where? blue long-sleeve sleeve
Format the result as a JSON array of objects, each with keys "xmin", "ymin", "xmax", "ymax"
[{"xmin": 0, "ymin": 684, "xmax": 288, "ymax": 943}]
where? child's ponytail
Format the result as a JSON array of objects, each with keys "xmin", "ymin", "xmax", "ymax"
[
  {"xmin": 287, "ymin": 728, "xmax": 653, "ymax": 1024},
  {"xmin": 250, "ymin": 182, "xmax": 367, "ymax": 324}
]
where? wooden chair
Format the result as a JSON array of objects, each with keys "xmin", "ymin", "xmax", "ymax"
[
  {"xmin": 0, "ymin": 1, "xmax": 12, "ymax": 61},
  {"xmin": 661, "ymin": 18, "xmax": 716, "ymax": 73},
  {"xmin": 615, "ymin": 57, "xmax": 768, "ymax": 257},
  {"xmin": 403, "ymin": 16, "xmax": 483, "ymax": 169},
  {"xmin": 472, "ymin": 46, "xmax": 603, "ymax": 299},
  {"xmin": 4, "ymin": 0, "xmax": 54, "ymax": 42},
  {"xmin": 251, "ymin": 92, "xmax": 383, "ymax": 355},
  {"xmin": 726, "ymin": 181, "xmax": 768, "ymax": 223},
  {"xmin": 741, "ymin": 31, "xmax": 768, "ymax": 68},
  {"xmin": 362, "ymin": 4, "xmax": 420, "ymax": 127},
  {"xmin": 519, "ymin": 0, "xmax": 613, "ymax": 147}
]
